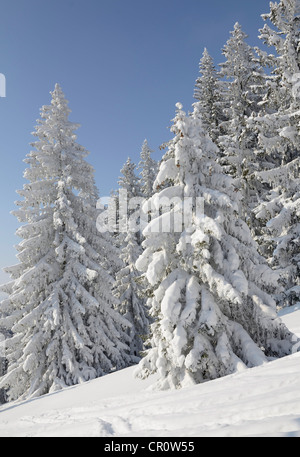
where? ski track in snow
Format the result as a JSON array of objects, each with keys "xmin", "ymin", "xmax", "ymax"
[{"xmin": 0, "ymin": 307, "xmax": 300, "ymax": 437}]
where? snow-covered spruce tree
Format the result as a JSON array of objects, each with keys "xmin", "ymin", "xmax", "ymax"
[
  {"xmin": 218, "ymin": 23, "xmax": 267, "ymax": 222},
  {"xmin": 120, "ymin": 140, "xmax": 158, "ymax": 353},
  {"xmin": 118, "ymin": 157, "xmax": 142, "ymax": 203},
  {"xmin": 194, "ymin": 48, "xmax": 224, "ymax": 143},
  {"xmin": 0, "ymin": 84, "xmax": 132, "ymax": 402},
  {"xmin": 113, "ymin": 229, "xmax": 150, "ymax": 359},
  {"xmin": 252, "ymin": 0, "xmax": 300, "ymax": 166},
  {"xmin": 134, "ymin": 102, "xmax": 298, "ymax": 390},
  {"xmin": 113, "ymin": 156, "xmax": 150, "ymax": 358},
  {"xmin": 254, "ymin": 179, "xmax": 300, "ymax": 308},
  {"xmin": 138, "ymin": 139, "xmax": 158, "ymax": 200},
  {"xmin": 117, "ymin": 157, "xmax": 143, "ymax": 243},
  {"xmin": 0, "ymin": 328, "xmax": 8, "ymax": 404},
  {"xmin": 250, "ymin": 0, "xmax": 300, "ymax": 308}
]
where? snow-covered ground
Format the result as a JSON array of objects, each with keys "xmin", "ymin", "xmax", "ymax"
[{"xmin": 0, "ymin": 305, "xmax": 300, "ymax": 438}]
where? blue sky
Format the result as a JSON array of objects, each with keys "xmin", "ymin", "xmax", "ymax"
[{"xmin": 0, "ymin": 0, "xmax": 271, "ymax": 284}]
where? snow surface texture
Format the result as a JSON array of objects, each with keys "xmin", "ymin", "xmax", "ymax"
[{"xmin": 0, "ymin": 306, "xmax": 299, "ymax": 437}]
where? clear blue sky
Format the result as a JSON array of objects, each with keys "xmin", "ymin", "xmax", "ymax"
[{"xmin": 0, "ymin": 0, "xmax": 271, "ymax": 284}]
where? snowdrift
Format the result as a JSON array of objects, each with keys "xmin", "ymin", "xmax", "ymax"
[{"xmin": 0, "ymin": 305, "xmax": 299, "ymax": 437}]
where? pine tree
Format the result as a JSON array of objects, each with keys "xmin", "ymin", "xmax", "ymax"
[
  {"xmin": 113, "ymin": 156, "xmax": 150, "ymax": 358},
  {"xmin": 251, "ymin": 0, "xmax": 300, "ymax": 308},
  {"xmin": 113, "ymin": 230, "xmax": 150, "ymax": 360},
  {"xmin": 218, "ymin": 23, "xmax": 267, "ymax": 222},
  {"xmin": 0, "ymin": 84, "xmax": 132, "ymax": 402},
  {"xmin": 254, "ymin": 0, "xmax": 300, "ymax": 165},
  {"xmin": 135, "ymin": 102, "xmax": 298, "ymax": 390},
  {"xmin": 138, "ymin": 139, "xmax": 158, "ymax": 199},
  {"xmin": 117, "ymin": 157, "xmax": 142, "ymax": 240},
  {"xmin": 118, "ymin": 157, "xmax": 142, "ymax": 202},
  {"xmin": 0, "ymin": 328, "xmax": 8, "ymax": 404},
  {"xmin": 194, "ymin": 48, "xmax": 224, "ymax": 143}
]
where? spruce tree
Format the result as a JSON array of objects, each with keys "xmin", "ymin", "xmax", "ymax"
[
  {"xmin": 194, "ymin": 48, "xmax": 224, "ymax": 143},
  {"xmin": 252, "ymin": 0, "xmax": 300, "ymax": 308},
  {"xmin": 118, "ymin": 157, "xmax": 142, "ymax": 202},
  {"xmin": 254, "ymin": 0, "xmax": 300, "ymax": 165},
  {"xmin": 113, "ymin": 230, "xmax": 149, "ymax": 360},
  {"xmin": 138, "ymin": 139, "xmax": 158, "ymax": 200},
  {"xmin": 0, "ymin": 84, "xmax": 132, "ymax": 402},
  {"xmin": 0, "ymin": 329, "xmax": 7, "ymax": 404},
  {"xmin": 135, "ymin": 102, "xmax": 298, "ymax": 390},
  {"xmin": 113, "ymin": 156, "xmax": 149, "ymax": 359},
  {"xmin": 218, "ymin": 23, "xmax": 267, "ymax": 222}
]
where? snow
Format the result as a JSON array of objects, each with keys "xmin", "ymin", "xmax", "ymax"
[{"xmin": 0, "ymin": 306, "xmax": 299, "ymax": 437}]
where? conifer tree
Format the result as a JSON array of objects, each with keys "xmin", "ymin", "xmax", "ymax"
[
  {"xmin": 118, "ymin": 157, "xmax": 142, "ymax": 202},
  {"xmin": 135, "ymin": 102, "xmax": 298, "ymax": 390},
  {"xmin": 0, "ymin": 85, "xmax": 132, "ymax": 402},
  {"xmin": 113, "ymin": 230, "xmax": 149, "ymax": 359},
  {"xmin": 254, "ymin": 0, "xmax": 300, "ymax": 165},
  {"xmin": 218, "ymin": 23, "xmax": 267, "ymax": 222},
  {"xmin": 117, "ymin": 157, "xmax": 142, "ymax": 242},
  {"xmin": 252, "ymin": 0, "xmax": 300, "ymax": 307},
  {"xmin": 194, "ymin": 48, "xmax": 224, "ymax": 143},
  {"xmin": 113, "ymin": 156, "xmax": 149, "ymax": 358},
  {"xmin": 0, "ymin": 329, "xmax": 7, "ymax": 404},
  {"xmin": 138, "ymin": 139, "xmax": 158, "ymax": 199}
]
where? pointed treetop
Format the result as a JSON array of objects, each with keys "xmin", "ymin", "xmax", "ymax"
[
  {"xmin": 54, "ymin": 82, "xmax": 62, "ymax": 91},
  {"xmin": 51, "ymin": 83, "xmax": 66, "ymax": 100}
]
